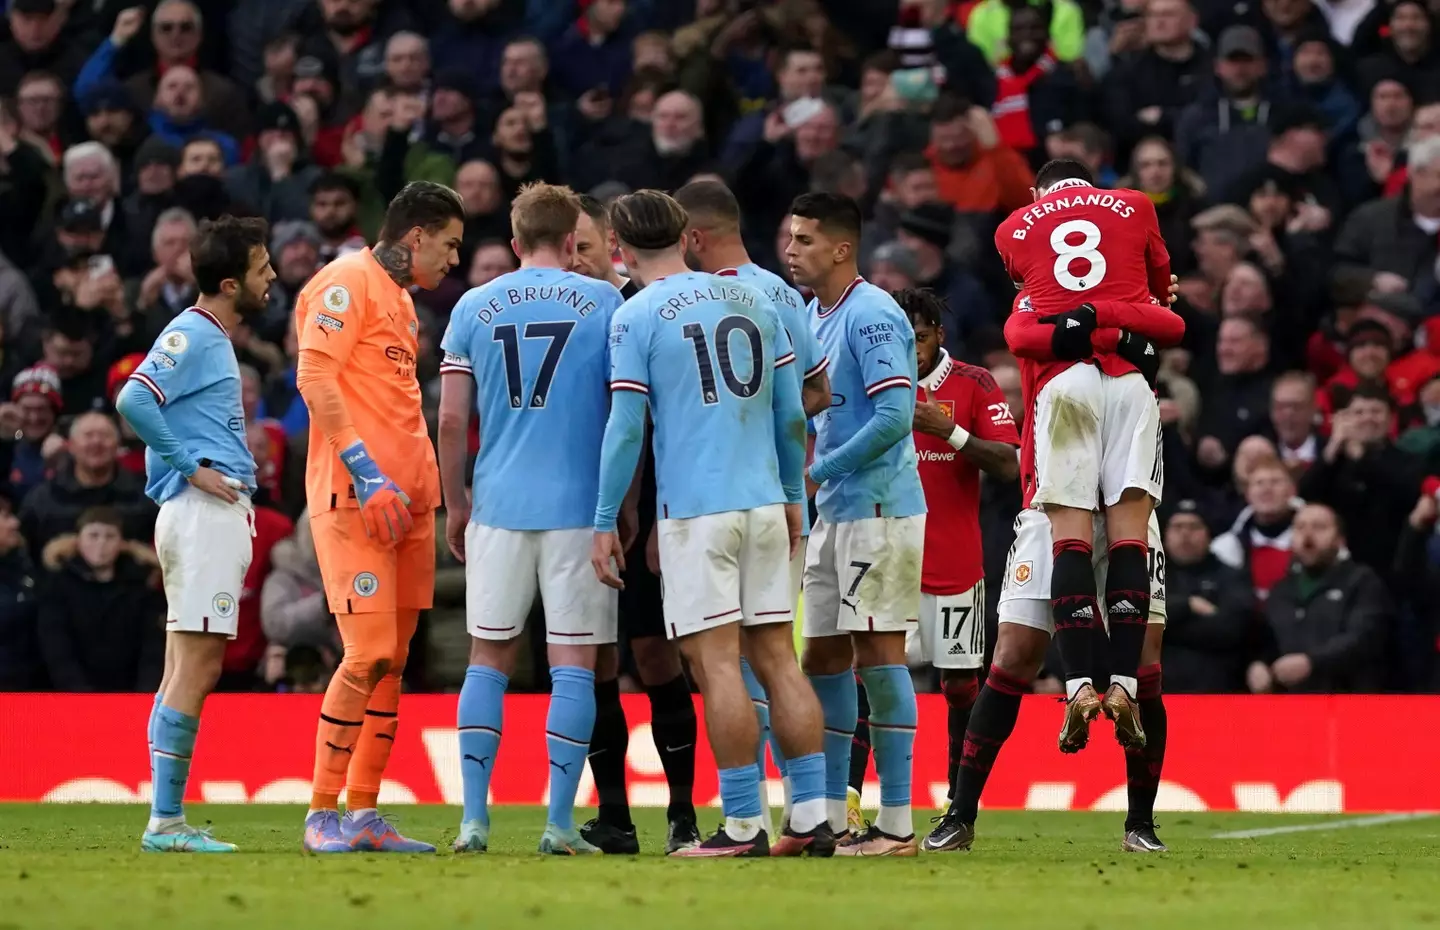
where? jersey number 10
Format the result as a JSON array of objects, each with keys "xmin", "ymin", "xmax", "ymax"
[
  {"xmin": 683, "ymin": 314, "xmax": 765, "ymax": 405},
  {"xmin": 494, "ymin": 320, "xmax": 575, "ymax": 409},
  {"xmin": 1050, "ymin": 219, "xmax": 1107, "ymax": 292}
]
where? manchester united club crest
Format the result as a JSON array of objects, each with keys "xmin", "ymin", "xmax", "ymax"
[
  {"xmin": 1013, "ymin": 561, "xmax": 1032, "ymax": 586},
  {"xmin": 938, "ymin": 400, "xmax": 955, "ymax": 419}
]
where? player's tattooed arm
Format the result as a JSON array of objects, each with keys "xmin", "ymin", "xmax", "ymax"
[{"xmin": 373, "ymin": 240, "xmax": 414, "ymax": 288}]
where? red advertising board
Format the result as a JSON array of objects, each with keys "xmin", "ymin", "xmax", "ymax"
[{"xmin": 0, "ymin": 694, "xmax": 1433, "ymax": 811}]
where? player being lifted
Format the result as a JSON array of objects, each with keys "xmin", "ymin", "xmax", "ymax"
[
  {"xmin": 116, "ymin": 216, "xmax": 274, "ymax": 852},
  {"xmin": 994, "ymin": 157, "xmax": 1173, "ymax": 752},
  {"xmin": 438, "ymin": 184, "xmax": 625, "ymax": 856},
  {"xmin": 570, "ymin": 194, "xmax": 703, "ymax": 855},
  {"xmin": 941, "ymin": 285, "xmax": 1182, "ymax": 854},
  {"xmin": 673, "ymin": 178, "xmax": 831, "ymax": 835},
  {"xmin": 591, "ymin": 190, "xmax": 833, "ymax": 857},
  {"xmin": 295, "ymin": 181, "xmax": 463, "ymax": 853},
  {"xmin": 786, "ymin": 192, "xmax": 926, "ymax": 856}
]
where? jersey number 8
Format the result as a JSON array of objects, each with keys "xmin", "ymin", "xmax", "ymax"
[
  {"xmin": 1050, "ymin": 219, "xmax": 1107, "ymax": 292},
  {"xmin": 683, "ymin": 314, "xmax": 764, "ymax": 405},
  {"xmin": 494, "ymin": 320, "xmax": 575, "ymax": 409}
]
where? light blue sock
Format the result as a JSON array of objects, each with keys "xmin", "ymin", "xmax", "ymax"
[
  {"xmin": 788, "ymin": 751, "xmax": 825, "ymax": 806},
  {"xmin": 807, "ymin": 670, "xmax": 857, "ymax": 802},
  {"xmin": 718, "ymin": 765, "xmax": 762, "ymax": 821},
  {"xmin": 458, "ymin": 664, "xmax": 508, "ymax": 826},
  {"xmin": 150, "ymin": 704, "xmax": 199, "ymax": 821},
  {"xmin": 739, "ymin": 659, "xmax": 772, "ymax": 781},
  {"xmin": 545, "ymin": 666, "xmax": 596, "ymax": 832},
  {"xmin": 858, "ymin": 664, "xmax": 917, "ymax": 836},
  {"xmin": 147, "ymin": 692, "xmax": 161, "ymax": 785}
]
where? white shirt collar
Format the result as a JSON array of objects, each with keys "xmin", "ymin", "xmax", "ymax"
[
  {"xmin": 1042, "ymin": 178, "xmax": 1093, "ymax": 195},
  {"xmin": 918, "ymin": 348, "xmax": 953, "ymax": 393}
]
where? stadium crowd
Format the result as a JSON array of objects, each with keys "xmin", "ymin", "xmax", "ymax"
[{"xmin": 0, "ymin": 0, "xmax": 1437, "ymax": 694}]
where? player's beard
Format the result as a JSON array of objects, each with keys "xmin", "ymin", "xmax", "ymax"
[{"xmin": 237, "ymin": 285, "xmax": 269, "ymax": 319}]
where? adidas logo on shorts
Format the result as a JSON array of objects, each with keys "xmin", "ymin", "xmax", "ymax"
[{"xmin": 948, "ymin": 642, "xmax": 968, "ymax": 656}]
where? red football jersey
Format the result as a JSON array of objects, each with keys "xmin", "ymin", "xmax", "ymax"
[
  {"xmin": 1005, "ymin": 291, "xmax": 1186, "ymax": 508},
  {"xmin": 995, "ymin": 179, "xmax": 1172, "ymax": 313},
  {"xmin": 915, "ymin": 351, "xmax": 1020, "ymax": 595}
]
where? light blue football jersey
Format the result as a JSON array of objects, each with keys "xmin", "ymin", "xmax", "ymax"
[
  {"xmin": 608, "ymin": 271, "xmax": 800, "ymax": 520},
  {"xmin": 718, "ymin": 263, "xmax": 827, "ymax": 535},
  {"xmin": 127, "ymin": 308, "xmax": 256, "ymax": 505},
  {"xmin": 441, "ymin": 266, "xmax": 623, "ymax": 531},
  {"xmin": 810, "ymin": 277, "xmax": 926, "ymax": 523}
]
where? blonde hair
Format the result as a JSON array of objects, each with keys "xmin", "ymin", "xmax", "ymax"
[{"xmin": 510, "ymin": 182, "xmax": 582, "ymax": 254}]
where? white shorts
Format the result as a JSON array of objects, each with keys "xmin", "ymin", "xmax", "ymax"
[
  {"xmin": 658, "ymin": 505, "xmax": 794, "ymax": 640},
  {"xmin": 790, "ymin": 544, "xmax": 804, "ymax": 602},
  {"xmin": 1031, "ymin": 363, "xmax": 1162, "ymax": 509},
  {"xmin": 465, "ymin": 524, "xmax": 617, "ymax": 644},
  {"xmin": 802, "ymin": 514, "xmax": 925, "ymax": 637},
  {"xmin": 155, "ymin": 488, "xmax": 254, "ymax": 639},
  {"xmin": 997, "ymin": 508, "xmax": 1167, "ymax": 633},
  {"xmin": 911, "ymin": 581, "xmax": 986, "ymax": 669}
]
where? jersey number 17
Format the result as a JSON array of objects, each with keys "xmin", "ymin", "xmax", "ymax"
[{"xmin": 494, "ymin": 321, "xmax": 575, "ymax": 409}]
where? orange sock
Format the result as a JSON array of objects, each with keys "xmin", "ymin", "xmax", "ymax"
[
  {"xmin": 310, "ymin": 611, "xmax": 402, "ymax": 811},
  {"xmin": 343, "ymin": 609, "xmax": 419, "ymax": 811}
]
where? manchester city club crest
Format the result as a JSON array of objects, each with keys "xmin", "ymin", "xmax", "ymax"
[
  {"xmin": 353, "ymin": 572, "xmax": 379, "ymax": 597},
  {"xmin": 211, "ymin": 593, "xmax": 236, "ymax": 618}
]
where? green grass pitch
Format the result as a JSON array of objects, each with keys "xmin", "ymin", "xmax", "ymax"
[{"xmin": 1, "ymin": 805, "xmax": 1436, "ymax": 929}]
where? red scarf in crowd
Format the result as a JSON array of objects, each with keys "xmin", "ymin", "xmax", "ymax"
[{"xmin": 992, "ymin": 51, "xmax": 1055, "ymax": 153}]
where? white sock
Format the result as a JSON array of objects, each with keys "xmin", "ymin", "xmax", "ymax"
[
  {"xmin": 1111, "ymin": 676, "xmax": 1138, "ymax": 699},
  {"xmin": 1065, "ymin": 677, "xmax": 1094, "ymax": 701},
  {"xmin": 726, "ymin": 816, "xmax": 760, "ymax": 842},
  {"xmin": 757, "ymin": 780, "xmax": 775, "ymax": 838},
  {"xmin": 147, "ymin": 815, "xmax": 184, "ymax": 833},
  {"xmin": 825, "ymin": 799, "xmax": 847, "ymax": 833},
  {"xmin": 875, "ymin": 804, "xmax": 912, "ymax": 838},
  {"xmin": 346, "ymin": 807, "xmax": 376, "ymax": 820},
  {"xmin": 791, "ymin": 797, "xmax": 826, "ymax": 834},
  {"xmin": 780, "ymin": 775, "xmax": 794, "ymax": 829}
]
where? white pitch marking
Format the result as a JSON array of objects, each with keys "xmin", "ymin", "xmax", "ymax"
[{"xmin": 1212, "ymin": 813, "xmax": 1435, "ymax": 839}]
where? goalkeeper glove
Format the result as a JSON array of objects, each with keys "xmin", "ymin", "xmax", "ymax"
[
  {"xmin": 1115, "ymin": 330, "xmax": 1160, "ymax": 389},
  {"xmin": 341, "ymin": 441, "xmax": 413, "ymax": 545},
  {"xmin": 1039, "ymin": 303, "xmax": 1098, "ymax": 361}
]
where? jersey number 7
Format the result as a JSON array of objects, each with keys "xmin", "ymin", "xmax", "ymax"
[
  {"xmin": 683, "ymin": 315, "xmax": 764, "ymax": 405},
  {"xmin": 494, "ymin": 321, "xmax": 575, "ymax": 409}
]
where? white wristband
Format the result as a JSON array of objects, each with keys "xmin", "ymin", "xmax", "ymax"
[{"xmin": 946, "ymin": 425, "xmax": 971, "ymax": 450}]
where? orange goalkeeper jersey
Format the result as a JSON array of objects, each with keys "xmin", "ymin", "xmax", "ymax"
[{"xmin": 295, "ymin": 249, "xmax": 440, "ymax": 513}]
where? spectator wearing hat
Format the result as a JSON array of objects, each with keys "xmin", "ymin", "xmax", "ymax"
[
  {"xmin": 1291, "ymin": 28, "xmax": 1362, "ymax": 146},
  {"xmin": 1101, "ymin": 0, "xmax": 1211, "ymax": 160},
  {"xmin": 991, "ymin": 6, "xmax": 1086, "ymax": 169},
  {"xmin": 430, "ymin": 0, "xmax": 524, "ymax": 94},
  {"xmin": 260, "ymin": 220, "xmax": 321, "ymax": 341},
  {"xmin": 425, "ymin": 70, "xmax": 489, "ymax": 166},
  {"xmin": 894, "ymin": 201, "xmax": 996, "ymax": 345},
  {"xmin": 2, "ymin": 365, "xmax": 64, "ymax": 503},
  {"xmin": 81, "ymin": 80, "xmax": 146, "ymax": 173},
  {"xmin": 74, "ymin": 1, "xmax": 252, "ymax": 141},
  {"xmin": 1301, "ymin": 383, "xmax": 1426, "ymax": 580},
  {"xmin": 1356, "ymin": 0, "xmax": 1440, "ymax": 105},
  {"xmin": 36, "ymin": 504, "xmax": 164, "ymax": 692},
  {"xmin": 1315, "ymin": 319, "xmax": 1399, "ymax": 431},
  {"xmin": 120, "ymin": 137, "xmax": 182, "ymax": 264},
  {"xmin": 1335, "ymin": 135, "xmax": 1440, "ymax": 315},
  {"xmin": 867, "ymin": 240, "xmax": 921, "ymax": 293},
  {"xmin": 1175, "ymin": 25, "xmax": 1283, "ymax": 201},
  {"xmin": 0, "ymin": 0, "xmax": 89, "ymax": 97},
  {"xmin": 225, "ymin": 101, "xmax": 322, "ymax": 224},
  {"xmin": 925, "ymin": 93, "xmax": 1033, "ymax": 216},
  {"xmin": 1161, "ymin": 502, "xmax": 1258, "ymax": 692},
  {"xmin": 1251, "ymin": 502, "xmax": 1391, "ymax": 693}
]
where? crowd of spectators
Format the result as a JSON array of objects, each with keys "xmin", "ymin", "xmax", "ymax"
[{"xmin": 1, "ymin": 0, "xmax": 1438, "ymax": 694}]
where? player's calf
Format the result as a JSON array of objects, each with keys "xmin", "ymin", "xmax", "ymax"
[
  {"xmin": 543, "ymin": 644, "xmax": 599, "ymax": 842},
  {"xmin": 454, "ymin": 637, "xmax": 519, "ymax": 850},
  {"xmin": 1050, "ymin": 536, "xmax": 1103, "ymax": 752},
  {"xmin": 840, "ymin": 633, "xmax": 917, "ymax": 855},
  {"xmin": 1123, "ymin": 623, "xmax": 1168, "ymax": 852},
  {"xmin": 143, "ymin": 632, "xmax": 231, "ymax": 852},
  {"xmin": 940, "ymin": 671, "xmax": 979, "ymax": 801}
]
